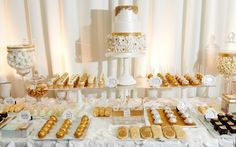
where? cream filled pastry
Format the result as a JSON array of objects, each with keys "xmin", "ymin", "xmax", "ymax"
[{"xmin": 67, "ymin": 74, "xmax": 80, "ymax": 88}]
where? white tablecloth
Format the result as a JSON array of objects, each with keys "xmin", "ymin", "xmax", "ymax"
[{"xmin": 0, "ymin": 97, "xmax": 235, "ymax": 147}]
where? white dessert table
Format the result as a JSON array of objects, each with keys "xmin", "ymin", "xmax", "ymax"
[{"xmin": 0, "ymin": 97, "xmax": 235, "ymax": 147}]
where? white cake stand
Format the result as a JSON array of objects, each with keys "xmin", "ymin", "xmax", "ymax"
[{"xmin": 106, "ymin": 52, "xmax": 145, "ymax": 86}]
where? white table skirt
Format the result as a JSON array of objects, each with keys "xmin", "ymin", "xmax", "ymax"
[{"xmin": 0, "ymin": 97, "xmax": 235, "ymax": 147}]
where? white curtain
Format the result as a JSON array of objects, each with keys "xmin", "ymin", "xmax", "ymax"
[{"xmin": 0, "ymin": 0, "xmax": 236, "ymax": 97}]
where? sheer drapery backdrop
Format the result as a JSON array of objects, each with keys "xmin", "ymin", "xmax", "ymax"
[{"xmin": 0, "ymin": 0, "xmax": 235, "ymax": 97}]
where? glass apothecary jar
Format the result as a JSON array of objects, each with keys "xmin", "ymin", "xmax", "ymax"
[
  {"xmin": 7, "ymin": 44, "xmax": 35, "ymax": 76},
  {"xmin": 217, "ymin": 52, "xmax": 236, "ymax": 94},
  {"xmin": 25, "ymin": 72, "xmax": 48, "ymax": 101}
]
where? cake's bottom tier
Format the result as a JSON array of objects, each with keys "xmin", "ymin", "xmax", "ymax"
[{"xmin": 107, "ymin": 33, "xmax": 146, "ymax": 54}]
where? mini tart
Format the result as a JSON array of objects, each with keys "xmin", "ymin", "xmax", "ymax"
[
  {"xmin": 140, "ymin": 126, "xmax": 152, "ymax": 139},
  {"xmin": 117, "ymin": 126, "xmax": 129, "ymax": 139},
  {"xmin": 162, "ymin": 125, "xmax": 176, "ymax": 139}
]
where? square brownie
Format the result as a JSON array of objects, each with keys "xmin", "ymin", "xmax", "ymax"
[
  {"xmin": 214, "ymin": 121, "xmax": 223, "ymax": 131},
  {"xmin": 229, "ymin": 126, "xmax": 236, "ymax": 134},
  {"xmin": 218, "ymin": 126, "xmax": 228, "ymax": 135}
]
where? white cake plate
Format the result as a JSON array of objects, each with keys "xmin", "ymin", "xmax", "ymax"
[
  {"xmin": 105, "ymin": 52, "xmax": 145, "ymax": 58},
  {"xmin": 106, "ymin": 52, "xmax": 145, "ymax": 86}
]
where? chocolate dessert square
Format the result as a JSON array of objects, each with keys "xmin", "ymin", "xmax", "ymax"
[
  {"xmin": 226, "ymin": 113, "xmax": 234, "ymax": 119},
  {"xmin": 220, "ymin": 117, "xmax": 229, "ymax": 125},
  {"xmin": 225, "ymin": 121, "xmax": 234, "ymax": 129},
  {"xmin": 231, "ymin": 117, "xmax": 236, "ymax": 124},
  {"xmin": 217, "ymin": 113, "xmax": 225, "ymax": 119},
  {"xmin": 218, "ymin": 126, "xmax": 228, "ymax": 135},
  {"xmin": 229, "ymin": 126, "xmax": 236, "ymax": 134},
  {"xmin": 210, "ymin": 118, "xmax": 218, "ymax": 125},
  {"xmin": 214, "ymin": 121, "xmax": 223, "ymax": 131}
]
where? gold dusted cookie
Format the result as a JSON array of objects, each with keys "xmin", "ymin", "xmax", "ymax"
[
  {"xmin": 162, "ymin": 125, "xmax": 176, "ymax": 139},
  {"xmin": 117, "ymin": 126, "xmax": 129, "ymax": 139},
  {"xmin": 172, "ymin": 125, "xmax": 187, "ymax": 139},
  {"xmin": 151, "ymin": 125, "xmax": 163, "ymax": 139},
  {"xmin": 130, "ymin": 126, "xmax": 140, "ymax": 139},
  {"xmin": 140, "ymin": 126, "xmax": 152, "ymax": 139}
]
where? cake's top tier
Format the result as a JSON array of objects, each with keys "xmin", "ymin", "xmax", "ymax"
[
  {"xmin": 113, "ymin": 0, "xmax": 139, "ymax": 33},
  {"xmin": 118, "ymin": 0, "xmax": 134, "ymax": 5}
]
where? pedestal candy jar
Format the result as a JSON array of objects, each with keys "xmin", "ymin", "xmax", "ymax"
[{"xmin": 7, "ymin": 44, "xmax": 35, "ymax": 76}]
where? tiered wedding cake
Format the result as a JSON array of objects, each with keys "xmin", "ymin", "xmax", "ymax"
[{"xmin": 107, "ymin": 0, "xmax": 146, "ymax": 55}]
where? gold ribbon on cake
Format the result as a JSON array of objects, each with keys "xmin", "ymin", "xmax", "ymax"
[
  {"xmin": 115, "ymin": 5, "xmax": 138, "ymax": 16},
  {"xmin": 219, "ymin": 52, "xmax": 236, "ymax": 57},
  {"xmin": 112, "ymin": 32, "xmax": 141, "ymax": 36}
]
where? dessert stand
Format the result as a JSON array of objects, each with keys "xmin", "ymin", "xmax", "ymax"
[{"xmin": 106, "ymin": 50, "xmax": 145, "ymax": 86}]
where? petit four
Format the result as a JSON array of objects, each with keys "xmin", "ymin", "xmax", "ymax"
[
  {"xmin": 217, "ymin": 113, "xmax": 225, "ymax": 119},
  {"xmin": 151, "ymin": 125, "xmax": 163, "ymax": 139},
  {"xmin": 226, "ymin": 113, "xmax": 234, "ymax": 119},
  {"xmin": 231, "ymin": 117, "xmax": 236, "ymax": 124},
  {"xmin": 228, "ymin": 126, "xmax": 236, "ymax": 134},
  {"xmin": 218, "ymin": 126, "xmax": 228, "ymax": 135},
  {"xmin": 220, "ymin": 117, "xmax": 229, "ymax": 125},
  {"xmin": 225, "ymin": 121, "xmax": 234, "ymax": 129},
  {"xmin": 214, "ymin": 121, "xmax": 223, "ymax": 131}
]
